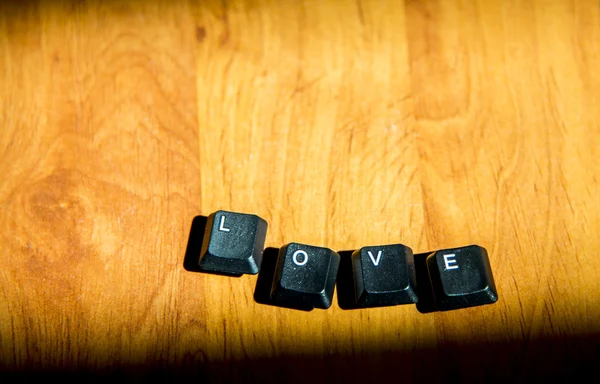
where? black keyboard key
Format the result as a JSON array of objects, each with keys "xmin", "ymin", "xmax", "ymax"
[
  {"xmin": 198, "ymin": 210, "xmax": 268, "ymax": 275},
  {"xmin": 270, "ymin": 243, "xmax": 340, "ymax": 309},
  {"xmin": 426, "ymin": 245, "xmax": 498, "ymax": 311},
  {"xmin": 352, "ymin": 244, "xmax": 418, "ymax": 308}
]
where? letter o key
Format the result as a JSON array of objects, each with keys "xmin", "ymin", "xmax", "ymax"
[{"xmin": 292, "ymin": 250, "xmax": 308, "ymax": 266}]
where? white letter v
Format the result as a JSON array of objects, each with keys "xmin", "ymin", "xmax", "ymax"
[{"xmin": 367, "ymin": 250, "xmax": 382, "ymax": 266}]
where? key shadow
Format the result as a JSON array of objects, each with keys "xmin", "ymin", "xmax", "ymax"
[
  {"xmin": 335, "ymin": 250, "xmax": 360, "ymax": 310},
  {"xmin": 253, "ymin": 247, "xmax": 313, "ymax": 312},
  {"xmin": 414, "ymin": 251, "xmax": 437, "ymax": 313},
  {"xmin": 182, "ymin": 215, "xmax": 242, "ymax": 278}
]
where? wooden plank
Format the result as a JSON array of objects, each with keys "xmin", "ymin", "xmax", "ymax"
[
  {"xmin": 0, "ymin": 0, "xmax": 203, "ymax": 372},
  {"xmin": 0, "ymin": 0, "xmax": 599, "ymax": 381}
]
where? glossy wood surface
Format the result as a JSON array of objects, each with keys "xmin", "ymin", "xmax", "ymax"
[{"xmin": 1, "ymin": 0, "xmax": 599, "ymax": 381}]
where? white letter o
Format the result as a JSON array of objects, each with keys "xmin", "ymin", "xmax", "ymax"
[{"xmin": 292, "ymin": 250, "xmax": 308, "ymax": 266}]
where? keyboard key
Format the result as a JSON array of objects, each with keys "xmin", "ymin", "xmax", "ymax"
[
  {"xmin": 352, "ymin": 244, "xmax": 418, "ymax": 308},
  {"xmin": 426, "ymin": 245, "xmax": 498, "ymax": 311},
  {"xmin": 270, "ymin": 243, "xmax": 340, "ymax": 309},
  {"xmin": 198, "ymin": 210, "xmax": 268, "ymax": 275}
]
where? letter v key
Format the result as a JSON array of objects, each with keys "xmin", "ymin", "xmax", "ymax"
[{"xmin": 367, "ymin": 250, "xmax": 383, "ymax": 266}]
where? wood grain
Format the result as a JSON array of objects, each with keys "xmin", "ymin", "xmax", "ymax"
[{"xmin": 1, "ymin": 0, "xmax": 599, "ymax": 381}]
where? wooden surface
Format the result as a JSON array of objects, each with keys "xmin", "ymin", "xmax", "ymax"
[{"xmin": 1, "ymin": 0, "xmax": 599, "ymax": 381}]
